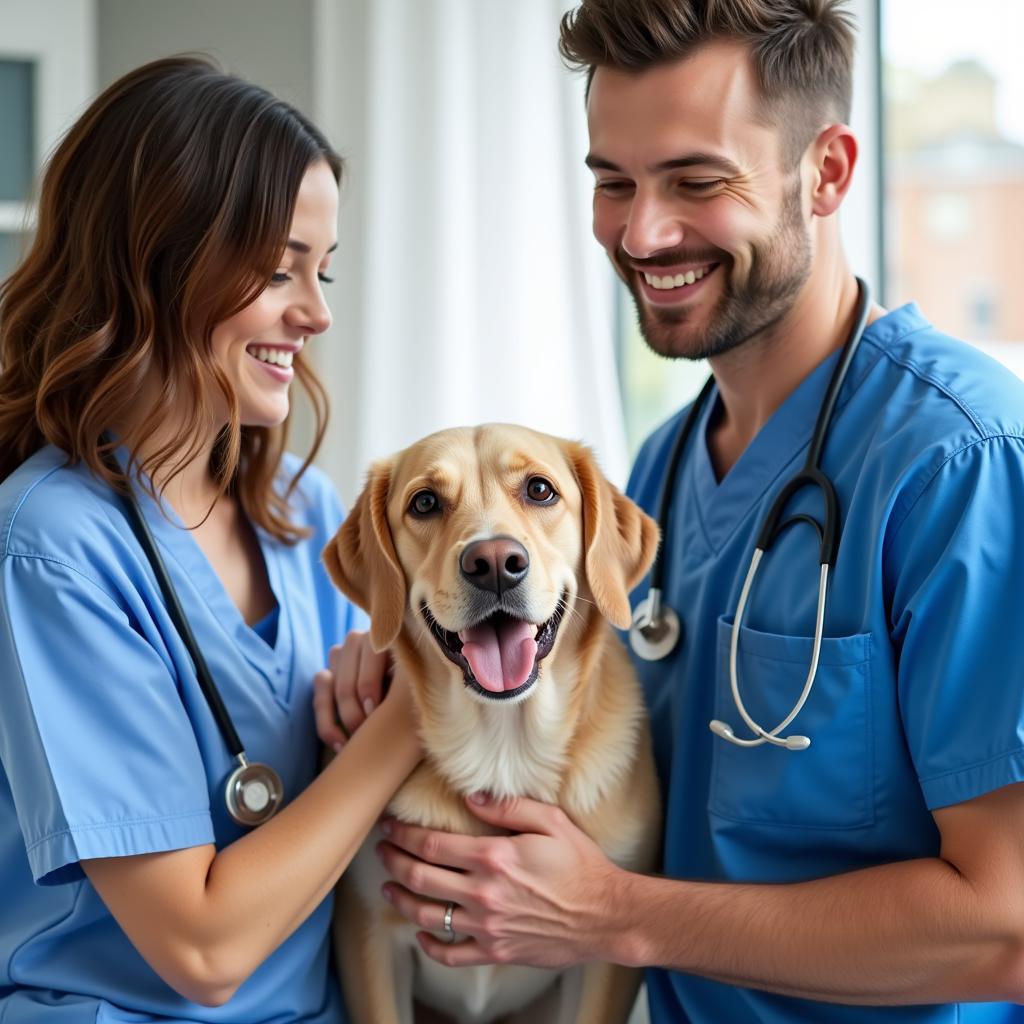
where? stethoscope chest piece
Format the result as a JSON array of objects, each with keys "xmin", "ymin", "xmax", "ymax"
[
  {"xmin": 629, "ymin": 588, "xmax": 681, "ymax": 661},
  {"xmin": 225, "ymin": 756, "xmax": 284, "ymax": 827}
]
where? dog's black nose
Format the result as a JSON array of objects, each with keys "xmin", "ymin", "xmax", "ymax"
[{"xmin": 460, "ymin": 536, "xmax": 530, "ymax": 594}]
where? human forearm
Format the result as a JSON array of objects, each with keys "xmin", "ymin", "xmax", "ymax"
[
  {"xmin": 204, "ymin": 701, "xmax": 419, "ymax": 966},
  {"xmin": 376, "ymin": 781, "xmax": 1024, "ymax": 1003},
  {"xmin": 85, "ymin": 698, "xmax": 420, "ymax": 1003},
  {"xmin": 612, "ymin": 856, "xmax": 1024, "ymax": 1005}
]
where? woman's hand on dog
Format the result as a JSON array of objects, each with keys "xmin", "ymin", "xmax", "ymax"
[
  {"xmin": 313, "ymin": 630, "xmax": 395, "ymax": 750},
  {"xmin": 376, "ymin": 793, "xmax": 635, "ymax": 970}
]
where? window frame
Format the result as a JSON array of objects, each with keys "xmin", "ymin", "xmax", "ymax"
[{"xmin": 0, "ymin": 0, "xmax": 96, "ymax": 240}]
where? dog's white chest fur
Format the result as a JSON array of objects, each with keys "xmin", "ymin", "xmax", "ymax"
[{"xmin": 424, "ymin": 684, "xmax": 570, "ymax": 802}]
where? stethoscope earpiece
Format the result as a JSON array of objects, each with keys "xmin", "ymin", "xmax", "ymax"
[
  {"xmin": 709, "ymin": 719, "xmax": 811, "ymax": 751},
  {"xmin": 708, "ymin": 719, "xmax": 734, "ymax": 741},
  {"xmin": 708, "ymin": 716, "xmax": 733, "ymax": 741}
]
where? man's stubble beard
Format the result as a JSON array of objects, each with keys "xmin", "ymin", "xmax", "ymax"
[{"xmin": 623, "ymin": 182, "xmax": 813, "ymax": 363}]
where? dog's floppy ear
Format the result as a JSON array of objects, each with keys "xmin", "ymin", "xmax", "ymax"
[
  {"xmin": 322, "ymin": 459, "xmax": 406, "ymax": 652},
  {"xmin": 566, "ymin": 441, "xmax": 660, "ymax": 630}
]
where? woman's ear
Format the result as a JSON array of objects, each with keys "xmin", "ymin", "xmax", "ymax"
[
  {"xmin": 565, "ymin": 441, "xmax": 660, "ymax": 629},
  {"xmin": 322, "ymin": 459, "xmax": 406, "ymax": 651}
]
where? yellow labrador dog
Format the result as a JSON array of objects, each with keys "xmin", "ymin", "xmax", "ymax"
[{"xmin": 323, "ymin": 424, "xmax": 661, "ymax": 1024}]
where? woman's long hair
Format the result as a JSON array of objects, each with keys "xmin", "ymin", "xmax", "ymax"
[{"xmin": 0, "ymin": 55, "xmax": 342, "ymax": 542}]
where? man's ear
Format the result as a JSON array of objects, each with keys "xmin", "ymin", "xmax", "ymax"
[
  {"xmin": 322, "ymin": 459, "xmax": 406, "ymax": 652},
  {"xmin": 809, "ymin": 122, "xmax": 858, "ymax": 217},
  {"xmin": 566, "ymin": 441, "xmax": 660, "ymax": 629}
]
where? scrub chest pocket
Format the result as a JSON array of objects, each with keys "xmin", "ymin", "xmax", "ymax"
[{"xmin": 709, "ymin": 616, "xmax": 875, "ymax": 829}]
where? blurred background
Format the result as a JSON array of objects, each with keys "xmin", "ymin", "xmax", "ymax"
[{"xmin": 1, "ymin": 0, "xmax": 1020, "ymax": 503}]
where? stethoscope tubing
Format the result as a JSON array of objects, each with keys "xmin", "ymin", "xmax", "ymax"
[
  {"xmin": 101, "ymin": 441, "xmax": 246, "ymax": 759},
  {"xmin": 100, "ymin": 436, "xmax": 282, "ymax": 824},
  {"xmin": 709, "ymin": 556, "xmax": 827, "ymax": 749},
  {"xmin": 631, "ymin": 278, "xmax": 873, "ymax": 750},
  {"xmin": 650, "ymin": 376, "xmax": 716, "ymax": 594}
]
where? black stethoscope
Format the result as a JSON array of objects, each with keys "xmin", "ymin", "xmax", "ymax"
[
  {"xmin": 102, "ymin": 439, "xmax": 284, "ymax": 826},
  {"xmin": 628, "ymin": 278, "xmax": 872, "ymax": 751}
]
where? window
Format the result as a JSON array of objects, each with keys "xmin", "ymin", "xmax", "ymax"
[
  {"xmin": 617, "ymin": 290, "xmax": 708, "ymax": 457},
  {"xmin": 882, "ymin": 0, "xmax": 1024, "ymax": 375},
  {"xmin": 0, "ymin": 0, "xmax": 95, "ymax": 292},
  {"xmin": 614, "ymin": 1, "xmax": 1024, "ymax": 454},
  {"xmin": 0, "ymin": 58, "xmax": 36, "ymax": 282}
]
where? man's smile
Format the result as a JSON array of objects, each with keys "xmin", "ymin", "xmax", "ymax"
[{"xmin": 636, "ymin": 262, "xmax": 720, "ymax": 305}]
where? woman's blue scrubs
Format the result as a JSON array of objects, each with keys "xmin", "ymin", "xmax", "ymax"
[
  {"xmin": 627, "ymin": 305, "xmax": 1024, "ymax": 1023},
  {"xmin": 0, "ymin": 448, "xmax": 361, "ymax": 1023}
]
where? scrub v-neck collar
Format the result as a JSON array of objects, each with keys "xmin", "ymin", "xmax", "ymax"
[
  {"xmin": 112, "ymin": 449, "xmax": 294, "ymax": 704},
  {"xmin": 688, "ymin": 331, "xmax": 880, "ymax": 555}
]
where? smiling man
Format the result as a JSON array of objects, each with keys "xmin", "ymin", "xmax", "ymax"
[
  {"xmin": 586, "ymin": 48, "xmax": 817, "ymax": 367},
  {"xmin": 359, "ymin": 3, "xmax": 1024, "ymax": 1021}
]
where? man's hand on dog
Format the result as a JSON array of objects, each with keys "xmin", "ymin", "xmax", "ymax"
[
  {"xmin": 376, "ymin": 793, "xmax": 634, "ymax": 969},
  {"xmin": 313, "ymin": 630, "xmax": 392, "ymax": 751}
]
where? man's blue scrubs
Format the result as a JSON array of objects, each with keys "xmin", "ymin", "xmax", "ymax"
[
  {"xmin": 0, "ymin": 449, "xmax": 361, "ymax": 1022},
  {"xmin": 627, "ymin": 304, "xmax": 1024, "ymax": 1023}
]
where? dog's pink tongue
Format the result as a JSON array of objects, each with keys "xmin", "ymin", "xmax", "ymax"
[{"xmin": 459, "ymin": 618, "xmax": 537, "ymax": 692}]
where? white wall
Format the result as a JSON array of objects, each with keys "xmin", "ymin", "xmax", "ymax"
[{"xmin": 96, "ymin": 0, "xmax": 314, "ymax": 115}]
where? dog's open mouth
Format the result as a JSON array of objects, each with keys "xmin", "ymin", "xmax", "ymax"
[{"xmin": 422, "ymin": 596, "xmax": 567, "ymax": 701}]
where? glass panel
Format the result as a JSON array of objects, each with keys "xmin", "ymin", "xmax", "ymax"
[
  {"xmin": 883, "ymin": 0, "xmax": 1024, "ymax": 362},
  {"xmin": 0, "ymin": 232, "xmax": 29, "ymax": 286},
  {"xmin": 0, "ymin": 60, "xmax": 35, "ymax": 203},
  {"xmin": 618, "ymin": 289, "xmax": 708, "ymax": 458}
]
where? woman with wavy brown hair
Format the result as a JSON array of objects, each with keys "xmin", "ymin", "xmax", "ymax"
[{"xmin": 0, "ymin": 56, "xmax": 418, "ymax": 1023}]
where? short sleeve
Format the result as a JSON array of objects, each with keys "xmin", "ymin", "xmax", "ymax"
[
  {"xmin": 887, "ymin": 435, "xmax": 1024, "ymax": 810},
  {"xmin": 0, "ymin": 555, "xmax": 214, "ymax": 885}
]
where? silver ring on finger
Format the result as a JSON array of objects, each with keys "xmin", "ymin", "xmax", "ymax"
[{"xmin": 442, "ymin": 901, "xmax": 458, "ymax": 943}]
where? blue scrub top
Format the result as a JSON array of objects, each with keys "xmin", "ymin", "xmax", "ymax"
[
  {"xmin": 0, "ymin": 447, "xmax": 363, "ymax": 1023},
  {"xmin": 627, "ymin": 305, "xmax": 1024, "ymax": 1023}
]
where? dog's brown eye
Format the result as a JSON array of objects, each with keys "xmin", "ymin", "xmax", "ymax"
[
  {"xmin": 409, "ymin": 490, "xmax": 440, "ymax": 517},
  {"xmin": 525, "ymin": 476, "xmax": 558, "ymax": 504}
]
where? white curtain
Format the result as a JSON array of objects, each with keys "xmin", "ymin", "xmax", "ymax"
[{"xmin": 311, "ymin": 0, "xmax": 627, "ymax": 502}]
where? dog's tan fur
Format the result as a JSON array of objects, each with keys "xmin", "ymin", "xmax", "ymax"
[{"xmin": 323, "ymin": 424, "xmax": 661, "ymax": 1024}]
